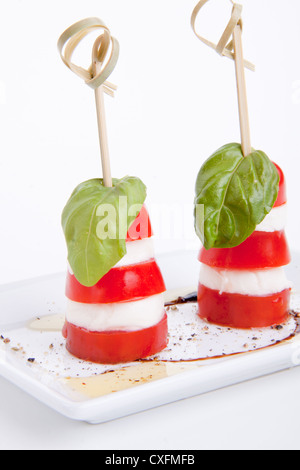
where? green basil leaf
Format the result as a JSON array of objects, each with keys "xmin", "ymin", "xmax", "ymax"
[
  {"xmin": 62, "ymin": 176, "xmax": 147, "ymax": 287},
  {"xmin": 194, "ymin": 143, "xmax": 279, "ymax": 250}
]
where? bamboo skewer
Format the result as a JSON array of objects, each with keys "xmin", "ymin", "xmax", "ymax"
[
  {"xmin": 58, "ymin": 18, "xmax": 119, "ymax": 187},
  {"xmin": 232, "ymin": 23, "xmax": 251, "ymax": 157},
  {"xmin": 191, "ymin": 0, "xmax": 255, "ymax": 157},
  {"xmin": 93, "ymin": 56, "xmax": 113, "ymax": 187}
]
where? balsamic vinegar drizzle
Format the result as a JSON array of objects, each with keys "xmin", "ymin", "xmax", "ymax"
[{"xmin": 165, "ymin": 292, "xmax": 198, "ymax": 306}]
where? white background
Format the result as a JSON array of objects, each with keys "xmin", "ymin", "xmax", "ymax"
[
  {"xmin": 0, "ymin": 0, "xmax": 300, "ymax": 285},
  {"xmin": 1, "ymin": 0, "xmax": 300, "ymax": 451}
]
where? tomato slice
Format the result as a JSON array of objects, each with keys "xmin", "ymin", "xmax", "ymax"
[
  {"xmin": 126, "ymin": 205, "xmax": 153, "ymax": 242},
  {"xmin": 66, "ymin": 260, "xmax": 166, "ymax": 304},
  {"xmin": 197, "ymin": 284, "xmax": 291, "ymax": 329},
  {"xmin": 62, "ymin": 313, "xmax": 168, "ymax": 364},
  {"xmin": 273, "ymin": 162, "xmax": 287, "ymax": 208},
  {"xmin": 199, "ymin": 230, "xmax": 291, "ymax": 270}
]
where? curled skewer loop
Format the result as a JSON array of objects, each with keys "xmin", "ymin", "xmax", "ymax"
[
  {"xmin": 191, "ymin": 0, "xmax": 255, "ymax": 72},
  {"xmin": 57, "ymin": 17, "xmax": 119, "ymax": 96}
]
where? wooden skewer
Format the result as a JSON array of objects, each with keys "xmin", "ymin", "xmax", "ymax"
[
  {"xmin": 191, "ymin": 1, "xmax": 255, "ymax": 156},
  {"xmin": 58, "ymin": 19, "xmax": 119, "ymax": 188},
  {"xmin": 93, "ymin": 56, "xmax": 113, "ymax": 187},
  {"xmin": 232, "ymin": 23, "xmax": 252, "ymax": 157}
]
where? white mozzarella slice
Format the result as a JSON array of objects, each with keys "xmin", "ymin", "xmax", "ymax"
[
  {"xmin": 67, "ymin": 238, "xmax": 155, "ymax": 275},
  {"xmin": 114, "ymin": 237, "xmax": 155, "ymax": 268},
  {"xmin": 66, "ymin": 294, "xmax": 165, "ymax": 332},
  {"xmin": 255, "ymin": 204, "xmax": 287, "ymax": 232},
  {"xmin": 199, "ymin": 264, "xmax": 292, "ymax": 296}
]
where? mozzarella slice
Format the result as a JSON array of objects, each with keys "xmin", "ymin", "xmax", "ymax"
[
  {"xmin": 199, "ymin": 264, "xmax": 292, "ymax": 296},
  {"xmin": 256, "ymin": 204, "xmax": 287, "ymax": 232},
  {"xmin": 67, "ymin": 238, "xmax": 155, "ymax": 275},
  {"xmin": 115, "ymin": 237, "xmax": 155, "ymax": 267},
  {"xmin": 66, "ymin": 294, "xmax": 165, "ymax": 332}
]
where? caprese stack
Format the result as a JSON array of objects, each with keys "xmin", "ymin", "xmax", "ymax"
[
  {"xmin": 57, "ymin": 19, "xmax": 168, "ymax": 364},
  {"xmin": 62, "ymin": 205, "xmax": 168, "ymax": 364},
  {"xmin": 197, "ymin": 163, "xmax": 292, "ymax": 329}
]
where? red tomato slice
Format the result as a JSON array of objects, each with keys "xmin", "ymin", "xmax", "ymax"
[
  {"xmin": 66, "ymin": 260, "xmax": 166, "ymax": 304},
  {"xmin": 199, "ymin": 230, "xmax": 291, "ymax": 270},
  {"xmin": 273, "ymin": 162, "xmax": 287, "ymax": 208},
  {"xmin": 126, "ymin": 205, "xmax": 153, "ymax": 242},
  {"xmin": 197, "ymin": 284, "xmax": 291, "ymax": 329},
  {"xmin": 62, "ymin": 313, "xmax": 168, "ymax": 364}
]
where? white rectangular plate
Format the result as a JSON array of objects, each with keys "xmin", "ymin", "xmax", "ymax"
[{"xmin": 0, "ymin": 250, "xmax": 300, "ymax": 424}]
